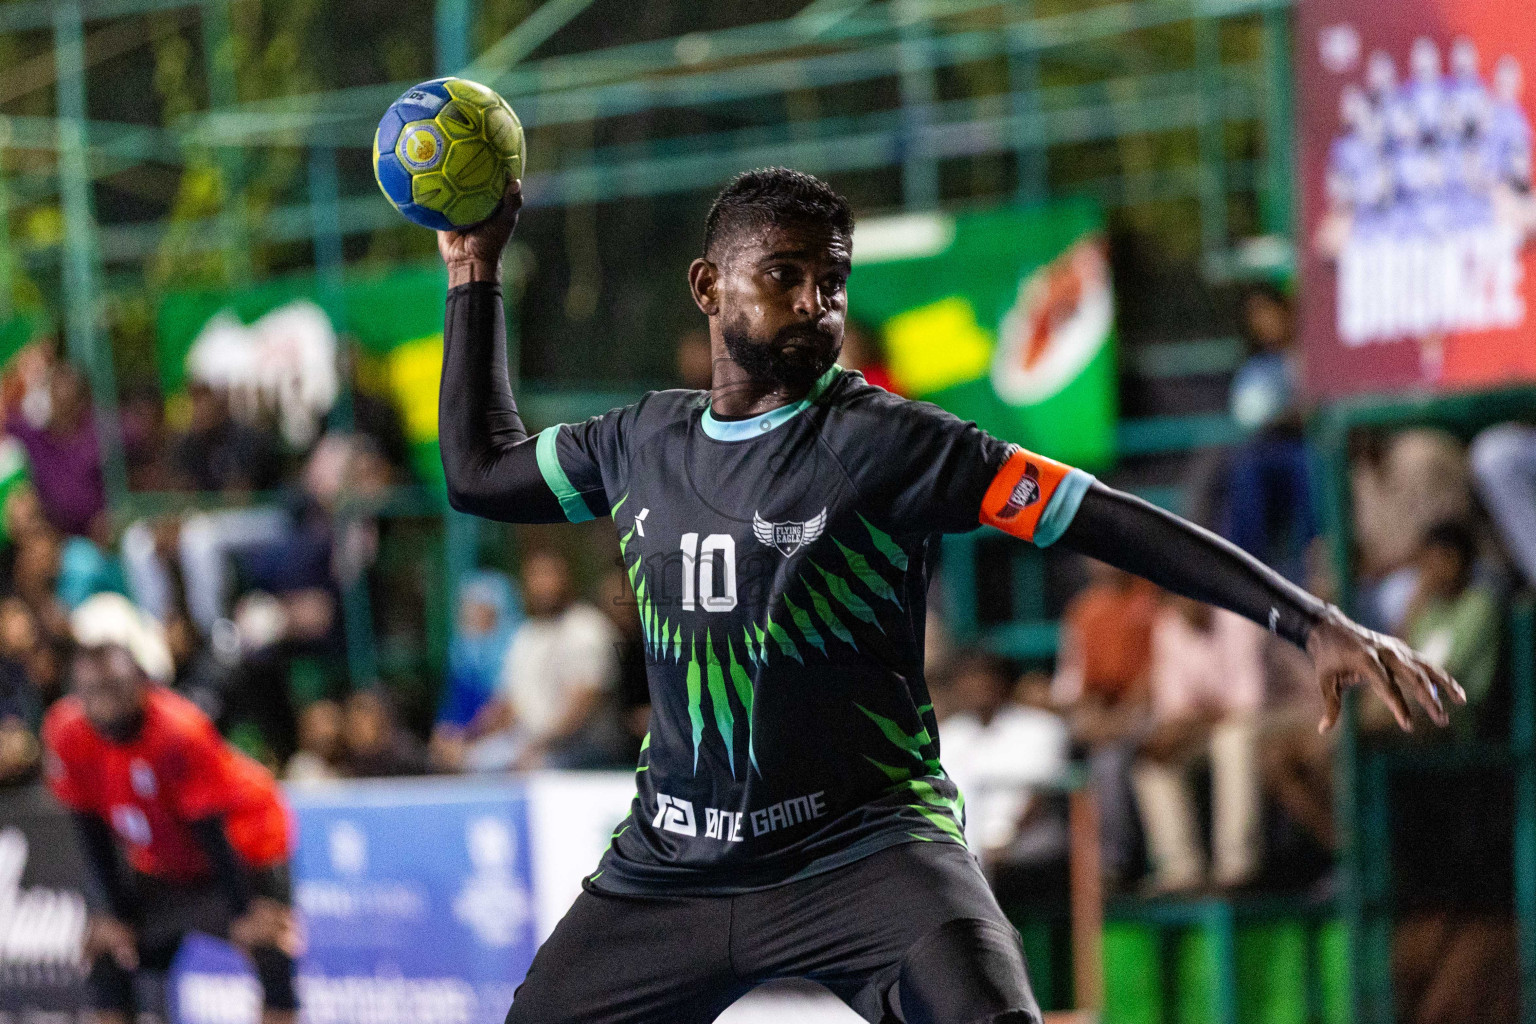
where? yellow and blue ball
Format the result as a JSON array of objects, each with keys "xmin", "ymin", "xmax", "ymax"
[{"xmin": 373, "ymin": 77, "xmax": 525, "ymax": 231}]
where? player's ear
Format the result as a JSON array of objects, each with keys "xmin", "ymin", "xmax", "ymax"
[{"xmin": 689, "ymin": 258, "xmax": 720, "ymax": 317}]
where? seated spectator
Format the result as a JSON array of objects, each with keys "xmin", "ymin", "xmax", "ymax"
[
  {"xmin": 330, "ymin": 342, "xmax": 416, "ymax": 483},
  {"xmin": 1051, "ymin": 562, "xmax": 1159, "ymax": 889},
  {"xmin": 285, "ymin": 699, "xmax": 345, "ymax": 784},
  {"xmin": 126, "ymin": 433, "xmax": 380, "ymax": 643},
  {"xmin": 941, "ymin": 655, "xmax": 1069, "ymax": 864},
  {"xmin": 3, "ymin": 362, "xmax": 105, "ymax": 538},
  {"xmin": 4, "ymin": 486, "xmax": 71, "ymax": 646},
  {"xmin": 1399, "ymin": 522, "xmax": 1501, "ymax": 736},
  {"xmin": 0, "ymin": 483, "xmax": 46, "ymax": 587},
  {"xmin": 172, "ymin": 435, "xmax": 386, "ymax": 760},
  {"xmin": 340, "ymin": 689, "xmax": 429, "ymax": 778},
  {"xmin": 1221, "ymin": 285, "xmax": 1316, "ymax": 581},
  {"xmin": 118, "ymin": 381, "xmax": 171, "ymax": 492},
  {"xmin": 1353, "ymin": 428, "xmax": 1471, "ymax": 632},
  {"xmin": 0, "ymin": 628, "xmax": 40, "ymax": 785},
  {"xmin": 57, "ymin": 532, "xmax": 129, "ymax": 611},
  {"xmin": 1260, "ymin": 626, "xmax": 1337, "ymax": 860},
  {"xmin": 121, "ymin": 381, "xmax": 286, "ymax": 632},
  {"xmin": 170, "ymin": 380, "xmax": 286, "ymax": 494},
  {"xmin": 430, "ymin": 571, "xmax": 521, "ymax": 772},
  {"xmin": 1471, "ymin": 422, "xmax": 1536, "ymax": 589},
  {"xmin": 0, "ymin": 712, "xmax": 38, "ymax": 785},
  {"xmin": 466, "ymin": 549, "xmax": 621, "ymax": 772},
  {"xmin": 1133, "ymin": 597, "xmax": 1265, "ymax": 893},
  {"xmin": 0, "ymin": 596, "xmax": 66, "ymax": 711},
  {"xmin": 123, "ymin": 505, "xmax": 290, "ymax": 635}
]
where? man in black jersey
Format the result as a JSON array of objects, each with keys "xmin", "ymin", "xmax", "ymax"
[{"xmin": 437, "ymin": 169, "xmax": 1462, "ymax": 1024}]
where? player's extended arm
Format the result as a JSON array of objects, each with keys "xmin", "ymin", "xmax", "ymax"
[
  {"xmin": 437, "ymin": 181, "xmax": 566, "ymax": 523},
  {"xmin": 1056, "ymin": 482, "xmax": 1466, "ymax": 733}
]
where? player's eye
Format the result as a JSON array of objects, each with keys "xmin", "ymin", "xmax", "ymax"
[{"xmin": 767, "ymin": 266, "xmax": 796, "ymax": 284}]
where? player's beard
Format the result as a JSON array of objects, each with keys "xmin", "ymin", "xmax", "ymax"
[{"xmin": 721, "ymin": 313, "xmax": 841, "ymax": 394}]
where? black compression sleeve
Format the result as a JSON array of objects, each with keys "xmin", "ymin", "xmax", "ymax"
[
  {"xmin": 189, "ymin": 817, "xmax": 254, "ymax": 917},
  {"xmin": 70, "ymin": 812, "xmax": 132, "ymax": 918},
  {"xmin": 439, "ymin": 282, "xmax": 566, "ymax": 523},
  {"xmin": 1057, "ymin": 481, "xmax": 1328, "ymax": 650}
]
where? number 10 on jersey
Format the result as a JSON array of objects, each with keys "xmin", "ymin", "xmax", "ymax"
[{"xmin": 680, "ymin": 533, "xmax": 737, "ymax": 613}]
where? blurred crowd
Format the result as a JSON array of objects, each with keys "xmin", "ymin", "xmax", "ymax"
[
  {"xmin": 923, "ymin": 283, "xmax": 1532, "ymax": 921},
  {"xmin": 1, "ymin": 284, "xmax": 1533, "ymax": 950},
  {"xmin": 0, "ymin": 328, "xmax": 657, "ymax": 788}
]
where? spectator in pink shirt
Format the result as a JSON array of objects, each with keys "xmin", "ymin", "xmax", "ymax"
[{"xmin": 1132, "ymin": 596, "xmax": 1266, "ymax": 893}]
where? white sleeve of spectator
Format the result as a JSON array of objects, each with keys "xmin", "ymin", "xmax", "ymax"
[
  {"xmin": 496, "ymin": 632, "xmax": 524, "ymax": 699},
  {"xmin": 557, "ymin": 606, "xmax": 619, "ymax": 693}
]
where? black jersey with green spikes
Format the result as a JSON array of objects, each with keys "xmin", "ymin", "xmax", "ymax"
[{"xmin": 535, "ymin": 366, "xmax": 1051, "ymax": 895}]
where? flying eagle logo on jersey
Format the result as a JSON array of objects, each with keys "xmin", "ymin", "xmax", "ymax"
[
  {"xmin": 753, "ymin": 508, "xmax": 828, "ymax": 557},
  {"xmin": 995, "ymin": 462, "xmax": 1042, "ymax": 521}
]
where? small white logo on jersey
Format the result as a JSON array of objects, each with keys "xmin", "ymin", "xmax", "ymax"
[
  {"xmin": 652, "ymin": 794, "xmax": 698, "ymax": 837},
  {"xmin": 635, "ymin": 508, "xmax": 650, "ymax": 537},
  {"xmin": 753, "ymin": 508, "xmax": 827, "ymax": 557},
  {"xmin": 130, "ymin": 759, "xmax": 156, "ymax": 798}
]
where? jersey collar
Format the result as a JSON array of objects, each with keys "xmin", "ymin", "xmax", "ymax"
[{"xmin": 700, "ymin": 364, "xmax": 843, "ymax": 442}]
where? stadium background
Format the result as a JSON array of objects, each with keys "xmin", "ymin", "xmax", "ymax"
[{"xmin": 0, "ymin": 0, "xmax": 1533, "ymax": 1022}]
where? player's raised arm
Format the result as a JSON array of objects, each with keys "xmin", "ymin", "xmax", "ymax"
[
  {"xmin": 1049, "ymin": 478, "xmax": 1466, "ymax": 734},
  {"xmin": 436, "ymin": 180, "xmax": 566, "ymax": 523}
]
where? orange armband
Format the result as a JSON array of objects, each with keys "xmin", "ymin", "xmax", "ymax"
[{"xmin": 979, "ymin": 447, "xmax": 1094, "ymax": 547}]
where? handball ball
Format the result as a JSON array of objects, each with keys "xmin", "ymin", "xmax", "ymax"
[{"xmin": 373, "ymin": 77, "xmax": 525, "ymax": 231}]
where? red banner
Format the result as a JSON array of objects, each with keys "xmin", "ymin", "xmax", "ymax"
[{"xmin": 1297, "ymin": 0, "xmax": 1536, "ymax": 398}]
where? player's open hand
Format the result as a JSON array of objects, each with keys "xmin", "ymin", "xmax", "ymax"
[
  {"xmin": 1307, "ymin": 605, "xmax": 1466, "ymax": 734},
  {"xmin": 230, "ymin": 898, "xmax": 305, "ymax": 957},
  {"xmin": 438, "ymin": 179, "xmax": 522, "ymax": 286},
  {"xmin": 85, "ymin": 915, "xmax": 138, "ymax": 970}
]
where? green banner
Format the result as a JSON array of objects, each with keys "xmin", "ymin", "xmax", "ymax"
[
  {"xmin": 157, "ymin": 263, "xmax": 450, "ymax": 486},
  {"xmin": 849, "ymin": 200, "xmax": 1117, "ymax": 470},
  {"xmin": 0, "ymin": 309, "xmax": 52, "ymax": 369}
]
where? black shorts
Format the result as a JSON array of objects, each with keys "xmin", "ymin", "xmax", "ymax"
[
  {"xmin": 506, "ymin": 840, "xmax": 1040, "ymax": 1024},
  {"xmin": 89, "ymin": 864, "xmax": 298, "ymax": 1015}
]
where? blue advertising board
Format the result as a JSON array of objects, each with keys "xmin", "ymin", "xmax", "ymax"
[{"xmin": 288, "ymin": 781, "xmax": 538, "ymax": 1024}]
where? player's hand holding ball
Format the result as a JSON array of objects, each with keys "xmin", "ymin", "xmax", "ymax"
[
  {"xmin": 438, "ymin": 179, "xmax": 522, "ymax": 287},
  {"xmin": 373, "ymin": 77, "xmax": 525, "ymax": 284}
]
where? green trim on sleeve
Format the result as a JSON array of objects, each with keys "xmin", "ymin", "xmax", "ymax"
[
  {"xmin": 536, "ymin": 426, "xmax": 597, "ymax": 524},
  {"xmin": 1033, "ymin": 468, "xmax": 1095, "ymax": 548}
]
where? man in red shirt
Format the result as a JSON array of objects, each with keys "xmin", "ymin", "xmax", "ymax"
[
  {"xmin": 42, "ymin": 594, "xmax": 299, "ymax": 1024},
  {"xmin": 1051, "ymin": 563, "xmax": 1161, "ymax": 890}
]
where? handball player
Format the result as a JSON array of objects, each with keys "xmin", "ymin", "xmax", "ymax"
[{"xmin": 438, "ymin": 169, "xmax": 1462, "ymax": 1024}]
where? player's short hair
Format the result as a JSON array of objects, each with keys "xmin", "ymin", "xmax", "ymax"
[{"xmin": 703, "ymin": 168, "xmax": 854, "ymax": 262}]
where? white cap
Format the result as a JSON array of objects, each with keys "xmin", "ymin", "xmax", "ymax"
[{"xmin": 71, "ymin": 593, "xmax": 175, "ymax": 683}]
